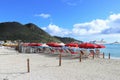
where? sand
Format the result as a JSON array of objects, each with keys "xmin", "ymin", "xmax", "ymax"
[{"xmin": 0, "ymin": 46, "xmax": 120, "ymax": 80}]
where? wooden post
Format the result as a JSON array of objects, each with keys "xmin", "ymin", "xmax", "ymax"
[
  {"xmin": 79, "ymin": 53, "xmax": 81, "ymax": 62},
  {"xmin": 103, "ymin": 53, "xmax": 105, "ymax": 59},
  {"xmin": 59, "ymin": 54, "xmax": 62, "ymax": 66},
  {"xmin": 108, "ymin": 53, "xmax": 110, "ymax": 59},
  {"xmin": 27, "ymin": 58, "xmax": 30, "ymax": 73},
  {"xmin": 93, "ymin": 53, "xmax": 94, "ymax": 59},
  {"xmin": 18, "ymin": 40, "xmax": 21, "ymax": 53}
]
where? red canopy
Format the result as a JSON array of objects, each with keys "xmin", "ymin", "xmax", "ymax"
[
  {"xmin": 95, "ymin": 44, "xmax": 105, "ymax": 48},
  {"xmin": 46, "ymin": 42, "xmax": 62, "ymax": 47},
  {"xmin": 28, "ymin": 43, "xmax": 42, "ymax": 46},
  {"xmin": 65, "ymin": 43, "xmax": 78, "ymax": 47},
  {"xmin": 79, "ymin": 43, "xmax": 97, "ymax": 49},
  {"xmin": 22, "ymin": 43, "xmax": 29, "ymax": 46}
]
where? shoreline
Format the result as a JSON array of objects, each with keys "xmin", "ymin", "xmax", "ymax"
[{"xmin": 107, "ymin": 56, "xmax": 120, "ymax": 59}]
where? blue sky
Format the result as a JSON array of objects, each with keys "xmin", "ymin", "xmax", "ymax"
[{"xmin": 0, "ymin": 0, "xmax": 120, "ymax": 43}]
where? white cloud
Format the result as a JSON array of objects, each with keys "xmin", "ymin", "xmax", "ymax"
[
  {"xmin": 35, "ymin": 13, "xmax": 51, "ymax": 18},
  {"xmin": 41, "ymin": 13, "xmax": 120, "ymax": 42},
  {"xmin": 42, "ymin": 24, "xmax": 71, "ymax": 37},
  {"xmin": 41, "ymin": 27, "xmax": 47, "ymax": 30},
  {"xmin": 62, "ymin": 0, "xmax": 83, "ymax": 6},
  {"xmin": 109, "ymin": 14, "xmax": 120, "ymax": 21},
  {"xmin": 102, "ymin": 14, "xmax": 120, "ymax": 34},
  {"xmin": 73, "ymin": 13, "xmax": 120, "ymax": 35},
  {"xmin": 72, "ymin": 19, "xmax": 109, "ymax": 35}
]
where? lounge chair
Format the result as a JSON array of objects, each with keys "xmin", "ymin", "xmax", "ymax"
[
  {"xmin": 89, "ymin": 49, "xmax": 101, "ymax": 58},
  {"xmin": 60, "ymin": 48, "xmax": 80, "ymax": 58},
  {"xmin": 58, "ymin": 48, "xmax": 70, "ymax": 57},
  {"xmin": 95, "ymin": 49, "xmax": 101, "ymax": 58},
  {"xmin": 80, "ymin": 50, "xmax": 89, "ymax": 58},
  {"xmin": 89, "ymin": 50, "xmax": 95, "ymax": 57}
]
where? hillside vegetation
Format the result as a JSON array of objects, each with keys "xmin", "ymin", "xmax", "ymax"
[{"xmin": 0, "ymin": 22, "xmax": 82, "ymax": 43}]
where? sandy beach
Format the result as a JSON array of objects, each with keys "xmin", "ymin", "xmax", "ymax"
[{"xmin": 0, "ymin": 47, "xmax": 120, "ymax": 80}]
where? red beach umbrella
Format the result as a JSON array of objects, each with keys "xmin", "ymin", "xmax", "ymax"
[
  {"xmin": 79, "ymin": 43, "xmax": 97, "ymax": 49},
  {"xmin": 95, "ymin": 44, "xmax": 105, "ymax": 48},
  {"xmin": 46, "ymin": 42, "xmax": 62, "ymax": 47},
  {"xmin": 36, "ymin": 43, "xmax": 42, "ymax": 46},
  {"xmin": 65, "ymin": 43, "xmax": 78, "ymax": 47},
  {"xmin": 22, "ymin": 43, "xmax": 29, "ymax": 46},
  {"xmin": 28, "ymin": 43, "xmax": 42, "ymax": 46}
]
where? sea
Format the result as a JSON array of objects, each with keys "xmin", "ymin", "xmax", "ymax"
[
  {"xmin": 100, "ymin": 44, "xmax": 120, "ymax": 59},
  {"xmin": 65, "ymin": 44, "xmax": 120, "ymax": 59}
]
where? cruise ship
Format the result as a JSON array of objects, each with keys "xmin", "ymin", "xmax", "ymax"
[{"xmin": 90, "ymin": 39, "xmax": 107, "ymax": 44}]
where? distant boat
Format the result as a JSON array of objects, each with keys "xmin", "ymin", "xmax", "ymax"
[{"xmin": 110, "ymin": 41, "xmax": 120, "ymax": 44}]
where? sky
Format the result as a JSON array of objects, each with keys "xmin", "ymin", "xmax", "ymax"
[{"xmin": 0, "ymin": 0, "xmax": 120, "ymax": 43}]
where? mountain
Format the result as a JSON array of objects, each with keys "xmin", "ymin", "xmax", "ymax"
[
  {"xmin": 0, "ymin": 22, "xmax": 60, "ymax": 42},
  {"xmin": 54, "ymin": 36, "xmax": 83, "ymax": 44},
  {"xmin": 0, "ymin": 22, "xmax": 82, "ymax": 43}
]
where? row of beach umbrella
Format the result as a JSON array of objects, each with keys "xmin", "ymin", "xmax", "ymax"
[
  {"xmin": 47, "ymin": 42, "xmax": 105, "ymax": 49},
  {"xmin": 21, "ymin": 42, "xmax": 105, "ymax": 49}
]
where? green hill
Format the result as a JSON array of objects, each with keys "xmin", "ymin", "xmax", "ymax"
[
  {"xmin": 0, "ymin": 22, "xmax": 82, "ymax": 43},
  {"xmin": 54, "ymin": 36, "xmax": 83, "ymax": 44},
  {"xmin": 0, "ymin": 22, "xmax": 60, "ymax": 42}
]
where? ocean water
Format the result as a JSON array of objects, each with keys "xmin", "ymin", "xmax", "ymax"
[
  {"xmin": 100, "ymin": 44, "xmax": 120, "ymax": 59},
  {"xmin": 65, "ymin": 44, "xmax": 120, "ymax": 59}
]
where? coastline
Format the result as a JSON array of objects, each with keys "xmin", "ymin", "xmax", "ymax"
[{"xmin": 108, "ymin": 56, "xmax": 120, "ymax": 60}]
